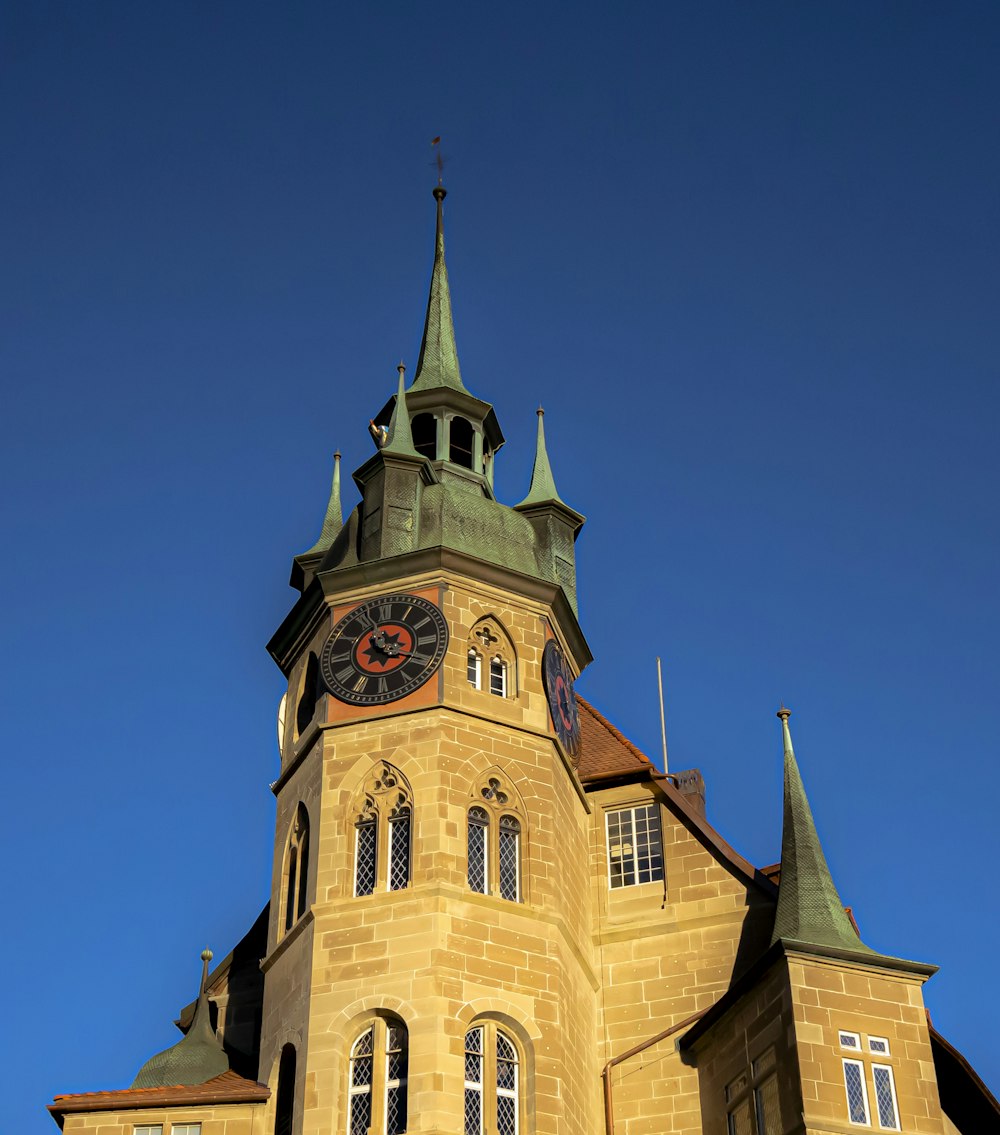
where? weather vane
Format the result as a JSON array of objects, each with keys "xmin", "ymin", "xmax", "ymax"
[{"xmin": 431, "ymin": 136, "xmax": 446, "ymax": 184}]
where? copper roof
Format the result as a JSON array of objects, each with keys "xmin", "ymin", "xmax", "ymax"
[
  {"xmin": 576, "ymin": 695, "xmax": 655, "ymax": 781},
  {"xmin": 49, "ymin": 1070, "xmax": 269, "ymax": 1122}
]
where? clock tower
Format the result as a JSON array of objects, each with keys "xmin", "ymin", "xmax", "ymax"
[{"xmin": 261, "ymin": 182, "xmax": 595, "ymax": 1135}]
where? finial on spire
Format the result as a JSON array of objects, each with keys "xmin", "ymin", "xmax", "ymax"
[
  {"xmin": 777, "ymin": 704, "xmax": 791, "ymax": 721},
  {"xmin": 199, "ymin": 948, "xmax": 212, "ymax": 994},
  {"xmin": 431, "ymin": 135, "xmax": 444, "ymax": 186}
]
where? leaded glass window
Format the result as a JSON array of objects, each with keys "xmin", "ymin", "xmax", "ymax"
[
  {"xmin": 355, "ymin": 818, "xmax": 377, "ymax": 897},
  {"xmin": 464, "ymin": 1027, "xmax": 484, "ymax": 1135},
  {"xmin": 606, "ymin": 804, "xmax": 664, "ymax": 888},
  {"xmin": 496, "ymin": 1032, "xmax": 518, "ymax": 1135},
  {"xmin": 349, "ymin": 1029, "xmax": 374, "ymax": 1135},
  {"xmin": 282, "ymin": 803, "xmax": 310, "ymax": 936},
  {"xmin": 468, "ymin": 807, "xmax": 489, "ymax": 894},
  {"xmin": 843, "ymin": 1059, "xmax": 870, "ymax": 1125},
  {"xmin": 872, "ymin": 1064, "xmax": 899, "ymax": 1129},
  {"xmin": 385, "ymin": 1024, "xmax": 408, "ymax": 1135},
  {"xmin": 389, "ymin": 810, "xmax": 410, "ymax": 891},
  {"xmin": 498, "ymin": 816, "xmax": 520, "ymax": 902},
  {"xmin": 726, "ymin": 1049, "xmax": 780, "ymax": 1135}
]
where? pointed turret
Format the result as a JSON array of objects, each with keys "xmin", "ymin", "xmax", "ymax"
[
  {"xmin": 132, "ymin": 950, "xmax": 229, "ymax": 1089},
  {"xmin": 382, "ymin": 364, "xmax": 419, "ymax": 457},
  {"xmin": 410, "ymin": 186, "xmax": 467, "ymax": 393},
  {"xmin": 514, "ymin": 409, "xmax": 585, "ymax": 612},
  {"xmin": 303, "ymin": 452, "xmax": 343, "ymax": 555}
]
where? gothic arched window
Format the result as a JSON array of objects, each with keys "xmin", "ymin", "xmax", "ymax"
[
  {"xmin": 353, "ymin": 762, "xmax": 413, "ymax": 897},
  {"xmin": 464, "ymin": 1025, "xmax": 520, "ymax": 1135},
  {"xmin": 466, "ymin": 618, "xmax": 516, "ymax": 699},
  {"xmin": 467, "ymin": 775, "xmax": 524, "ymax": 903},
  {"xmin": 294, "ymin": 651, "xmax": 319, "ymax": 741},
  {"xmin": 450, "ymin": 415, "xmax": 475, "ymax": 468},
  {"xmin": 281, "ymin": 803, "xmax": 310, "ymax": 935},
  {"xmin": 412, "ymin": 412, "xmax": 437, "ymax": 460},
  {"xmin": 349, "ymin": 1018, "xmax": 408, "ymax": 1135},
  {"xmin": 274, "ymin": 1043, "xmax": 296, "ymax": 1135}
]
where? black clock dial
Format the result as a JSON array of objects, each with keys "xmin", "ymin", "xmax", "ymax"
[
  {"xmin": 320, "ymin": 594, "xmax": 449, "ymax": 706},
  {"xmin": 542, "ymin": 639, "xmax": 581, "ymax": 756}
]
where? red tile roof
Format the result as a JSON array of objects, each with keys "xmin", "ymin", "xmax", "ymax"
[
  {"xmin": 576, "ymin": 696, "xmax": 656, "ymax": 781},
  {"xmin": 49, "ymin": 1070, "xmax": 269, "ymax": 1123}
]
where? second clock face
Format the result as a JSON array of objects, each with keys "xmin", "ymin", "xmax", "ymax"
[
  {"xmin": 543, "ymin": 638, "xmax": 581, "ymax": 756},
  {"xmin": 320, "ymin": 593, "xmax": 449, "ymax": 706}
]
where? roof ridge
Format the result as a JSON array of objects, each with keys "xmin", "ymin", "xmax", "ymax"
[{"xmin": 53, "ymin": 1070, "xmax": 264, "ymax": 1102}]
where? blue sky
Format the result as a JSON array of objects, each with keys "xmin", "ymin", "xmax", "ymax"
[{"xmin": 3, "ymin": 3, "xmax": 999, "ymax": 1130}]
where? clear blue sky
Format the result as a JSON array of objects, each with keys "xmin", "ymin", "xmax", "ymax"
[{"xmin": 3, "ymin": 3, "xmax": 999, "ymax": 1130}]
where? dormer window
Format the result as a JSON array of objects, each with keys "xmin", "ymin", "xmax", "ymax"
[
  {"xmin": 449, "ymin": 416, "xmax": 474, "ymax": 468},
  {"xmin": 412, "ymin": 412, "xmax": 437, "ymax": 459}
]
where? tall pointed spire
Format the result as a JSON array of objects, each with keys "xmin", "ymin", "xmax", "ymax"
[
  {"xmin": 516, "ymin": 407, "xmax": 565, "ymax": 507},
  {"xmin": 132, "ymin": 949, "xmax": 229, "ymax": 1088},
  {"xmin": 410, "ymin": 186, "xmax": 467, "ymax": 393},
  {"xmin": 302, "ymin": 451, "xmax": 343, "ymax": 555},
  {"xmin": 382, "ymin": 363, "xmax": 420, "ymax": 456},
  {"xmin": 770, "ymin": 708, "xmax": 877, "ymax": 954}
]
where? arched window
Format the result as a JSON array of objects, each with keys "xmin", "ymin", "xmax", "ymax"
[
  {"xmin": 353, "ymin": 762, "xmax": 413, "ymax": 897},
  {"xmin": 295, "ymin": 652, "xmax": 319, "ymax": 739},
  {"xmin": 274, "ymin": 1043, "xmax": 296, "ymax": 1135},
  {"xmin": 412, "ymin": 412, "xmax": 437, "ymax": 460},
  {"xmin": 349, "ymin": 1019, "xmax": 408, "ymax": 1135},
  {"xmin": 466, "ymin": 619, "xmax": 516, "ymax": 699},
  {"xmin": 467, "ymin": 776, "xmax": 524, "ymax": 903},
  {"xmin": 450, "ymin": 416, "xmax": 475, "ymax": 468},
  {"xmin": 464, "ymin": 1025, "xmax": 520, "ymax": 1135},
  {"xmin": 281, "ymin": 803, "xmax": 310, "ymax": 935}
]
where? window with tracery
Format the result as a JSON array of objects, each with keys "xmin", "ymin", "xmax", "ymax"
[
  {"xmin": 349, "ymin": 1018, "xmax": 408, "ymax": 1135},
  {"xmin": 464, "ymin": 1025, "xmax": 520, "ymax": 1135},
  {"xmin": 281, "ymin": 803, "xmax": 310, "ymax": 935},
  {"xmin": 353, "ymin": 762, "xmax": 413, "ymax": 897},
  {"xmin": 467, "ymin": 775, "xmax": 524, "ymax": 902},
  {"xmin": 466, "ymin": 619, "xmax": 516, "ymax": 699}
]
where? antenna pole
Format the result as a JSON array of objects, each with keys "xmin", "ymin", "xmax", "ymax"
[{"xmin": 656, "ymin": 656, "xmax": 669, "ymax": 774}]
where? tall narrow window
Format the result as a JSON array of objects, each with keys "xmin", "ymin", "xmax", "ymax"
[
  {"xmin": 489, "ymin": 657, "xmax": 507, "ymax": 698},
  {"xmin": 282, "ymin": 803, "xmax": 311, "ymax": 935},
  {"xmin": 498, "ymin": 816, "xmax": 521, "ymax": 902},
  {"xmin": 450, "ymin": 416, "xmax": 474, "ymax": 467},
  {"xmin": 872, "ymin": 1065, "xmax": 899, "ymax": 1129},
  {"xmin": 843, "ymin": 1059, "xmax": 870, "ymax": 1125},
  {"xmin": 356, "ymin": 817, "xmax": 378, "ymax": 897},
  {"xmin": 349, "ymin": 1030, "xmax": 374, "ymax": 1135},
  {"xmin": 412, "ymin": 412, "xmax": 437, "ymax": 460},
  {"xmin": 606, "ymin": 803, "xmax": 664, "ymax": 889},
  {"xmin": 468, "ymin": 807, "xmax": 489, "ymax": 894},
  {"xmin": 274, "ymin": 1044, "xmax": 296, "ymax": 1135},
  {"xmin": 464, "ymin": 1025, "xmax": 520, "ymax": 1135},
  {"xmin": 348, "ymin": 1019, "xmax": 408, "ymax": 1135},
  {"xmin": 725, "ymin": 1050, "xmax": 780, "ymax": 1135},
  {"xmin": 389, "ymin": 808, "xmax": 411, "ymax": 891},
  {"xmin": 295, "ymin": 652, "xmax": 319, "ymax": 738},
  {"xmin": 468, "ymin": 649, "xmax": 482, "ymax": 689}
]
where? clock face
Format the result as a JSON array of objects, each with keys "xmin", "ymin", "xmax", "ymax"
[
  {"xmin": 320, "ymin": 593, "xmax": 449, "ymax": 706},
  {"xmin": 542, "ymin": 639, "xmax": 581, "ymax": 756}
]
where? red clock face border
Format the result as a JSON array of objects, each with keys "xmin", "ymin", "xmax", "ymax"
[
  {"xmin": 543, "ymin": 639, "xmax": 581, "ymax": 756},
  {"xmin": 320, "ymin": 593, "xmax": 448, "ymax": 706}
]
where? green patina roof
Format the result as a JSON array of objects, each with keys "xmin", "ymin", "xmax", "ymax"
[
  {"xmin": 132, "ymin": 951, "xmax": 229, "ymax": 1089},
  {"xmin": 301, "ymin": 451, "xmax": 343, "ymax": 556},
  {"xmin": 382, "ymin": 366, "xmax": 420, "ymax": 457},
  {"xmin": 770, "ymin": 710, "xmax": 881, "ymax": 956},
  {"xmin": 516, "ymin": 408, "xmax": 564, "ymax": 507},
  {"xmin": 410, "ymin": 186, "xmax": 467, "ymax": 395}
]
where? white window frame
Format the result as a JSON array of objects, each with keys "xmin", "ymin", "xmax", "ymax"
[
  {"xmin": 605, "ymin": 803, "xmax": 664, "ymax": 889},
  {"xmin": 134, "ymin": 1127, "xmax": 163, "ymax": 1135},
  {"xmin": 868, "ymin": 1035, "xmax": 890, "ymax": 1056},
  {"xmin": 872, "ymin": 1063, "xmax": 900, "ymax": 1130},
  {"xmin": 842, "ymin": 1058, "xmax": 871, "ymax": 1126},
  {"xmin": 172, "ymin": 1127, "xmax": 202, "ymax": 1135},
  {"xmin": 488, "ymin": 655, "xmax": 508, "ymax": 697},
  {"xmin": 839, "ymin": 1030, "xmax": 861, "ymax": 1051},
  {"xmin": 468, "ymin": 649, "xmax": 482, "ymax": 690}
]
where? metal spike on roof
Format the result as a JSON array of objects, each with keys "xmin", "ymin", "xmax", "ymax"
[
  {"xmin": 302, "ymin": 451, "xmax": 343, "ymax": 555},
  {"xmin": 516, "ymin": 407, "xmax": 565, "ymax": 507},
  {"xmin": 410, "ymin": 185, "xmax": 468, "ymax": 393},
  {"xmin": 382, "ymin": 363, "xmax": 420, "ymax": 456},
  {"xmin": 131, "ymin": 949, "xmax": 229, "ymax": 1089},
  {"xmin": 770, "ymin": 709, "xmax": 879, "ymax": 955}
]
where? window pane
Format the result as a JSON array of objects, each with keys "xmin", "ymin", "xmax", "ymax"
[
  {"xmin": 727, "ymin": 1099, "xmax": 753, "ymax": 1135},
  {"xmin": 296, "ymin": 826, "xmax": 309, "ymax": 919},
  {"xmin": 873, "ymin": 1065, "xmax": 899, "ymax": 1129},
  {"xmin": 389, "ymin": 812, "xmax": 410, "ymax": 891},
  {"xmin": 350, "ymin": 1091, "xmax": 372, "ymax": 1135},
  {"xmin": 754, "ymin": 1074, "xmax": 781, "ymax": 1135},
  {"xmin": 355, "ymin": 820, "xmax": 377, "ymax": 897},
  {"xmin": 606, "ymin": 808, "xmax": 633, "ymax": 888},
  {"xmin": 386, "ymin": 1023, "xmax": 408, "ymax": 1135},
  {"xmin": 869, "ymin": 1036, "xmax": 889, "ymax": 1055},
  {"xmin": 496, "ymin": 1033, "xmax": 518, "ymax": 1135},
  {"xmin": 497, "ymin": 1093, "xmax": 516, "ymax": 1135},
  {"xmin": 464, "ymin": 1085, "xmax": 482, "ymax": 1135},
  {"xmin": 468, "ymin": 650, "xmax": 481, "ymax": 689},
  {"xmin": 498, "ymin": 816, "xmax": 520, "ymax": 902},
  {"xmin": 173, "ymin": 1128, "xmax": 202, "ymax": 1135},
  {"xmin": 468, "ymin": 809, "xmax": 488, "ymax": 893},
  {"xmin": 843, "ymin": 1060, "xmax": 869, "ymax": 1124},
  {"xmin": 489, "ymin": 657, "xmax": 507, "ymax": 697},
  {"xmin": 134, "ymin": 1127, "xmax": 163, "ymax": 1135},
  {"xmin": 387, "ymin": 1083, "xmax": 407, "ymax": 1135},
  {"xmin": 464, "ymin": 1028, "xmax": 483, "ymax": 1135},
  {"xmin": 284, "ymin": 846, "xmax": 298, "ymax": 931},
  {"xmin": 632, "ymin": 804, "xmax": 664, "ymax": 883}
]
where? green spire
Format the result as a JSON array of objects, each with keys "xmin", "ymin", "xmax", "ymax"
[
  {"xmin": 516, "ymin": 408, "xmax": 565, "ymax": 507},
  {"xmin": 302, "ymin": 451, "xmax": 343, "ymax": 555},
  {"xmin": 410, "ymin": 186, "xmax": 467, "ymax": 393},
  {"xmin": 770, "ymin": 708, "xmax": 877, "ymax": 954},
  {"xmin": 132, "ymin": 949, "xmax": 229, "ymax": 1088},
  {"xmin": 382, "ymin": 364, "xmax": 419, "ymax": 456}
]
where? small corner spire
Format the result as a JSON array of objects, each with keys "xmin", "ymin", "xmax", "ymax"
[
  {"xmin": 302, "ymin": 451, "xmax": 344, "ymax": 555},
  {"xmin": 770, "ymin": 707, "xmax": 878, "ymax": 956},
  {"xmin": 516, "ymin": 407, "xmax": 565, "ymax": 507},
  {"xmin": 410, "ymin": 181, "xmax": 467, "ymax": 394},
  {"xmin": 382, "ymin": 365, "xmax": 419, "ymax": 456}
]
